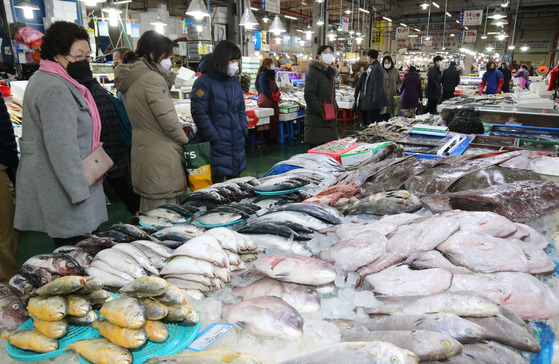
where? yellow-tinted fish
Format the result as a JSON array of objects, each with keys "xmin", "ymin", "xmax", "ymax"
[
  {"xmin": 67, "ymin": 295, "xmax": 91, "ymax": 317},
  {"xmin": 162, "ymin": 303, "xmax": 199, "ymax": 325},
  {"xmin": 100, "ymin": 296, "xmax": 145, "ymax": 329},
  {"xmin": 145, "ymin": 350, "xmax": 262, "ymax": 363},
  {"xmin": 27, "ymin": 295, "xmax": 68, "ymax": 322},
  {"xmin": 64, "ymin": 338, "xmax": 132, "ymax": 364},
  {"xmin": 141, "ymin": 298, "xmax": 169, "ymax": 320},
  {"xmin": 91, "ymin": 320, "xmax": 147, "ymax": 348},
  {"xmin": 1, "ymin": 328, "xmax": 58, "ymax": 353},
  {"xmin": 156, "ymin": 284, "xmax": 187, "ymax": 306},
  {"xmin": 32, "ymin": 316, "xmax": 68, "ymax": 339},
  {"xmin": 33, "ymin": 275, "xmax": 86, "ymax": 296},
  {"xmin": 86, "ymin": 289, "xmax": 113, "ymax": 305},
  {"xmin": 144, "ymin": 320, "xmax": 168, "ymax": 342},
  {"xmin": 67, "ymin": 309, "xmax": 97, "ymax": 326},
  {"xmin": 119, "ymin": 276, "xmax": 167, "ymax": 297},
  {"xmin": 75, "ymin": 277, "xmax": 105, "ymax": 295}
]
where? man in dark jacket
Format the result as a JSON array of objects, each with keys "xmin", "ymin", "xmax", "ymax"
[
  {"xmin": 425, "ymin": 55, "xmax": 443, "ymax": 114},
  {"xmin": 499, "ymin": 62, "xmax": 512, "ymax": 92},
  {"xmin": 354, "ymin": 49, "xmax": 387, "ymax": 126},
  {"xmin": 441, "ymin": 61, "xmax": 460, "ymax": 101},
  {"xmin": 0, "ymin": 96, "xmax": 20, "ymax": 282}
]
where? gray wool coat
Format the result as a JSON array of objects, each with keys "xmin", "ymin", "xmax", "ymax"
[
  {"xmin": 381, "ymin": 67, "xmax": 403, "ymax": 115},
  {"xmin": 14, "ymin": 71, "xmax": 108, "ymax": 238},
  {"xmin": 354, "ymin": 60, "xmax": 388, "ymax": 111}
]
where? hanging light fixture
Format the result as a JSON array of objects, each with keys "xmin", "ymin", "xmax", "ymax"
[
  {"xmin": 150, "ymin": 15, "xmax": 167, "ymax": 33},
  {"xmin": 317, "ymin": 17, "xmax": 324, "ymax": 25},
  {"xmin": 488, "ymin": 9, "xmax": 506, "ymax": 19},
  {"xmin": 103, "ymin": 7, "xmax": 122, "ymax": 27},
  {"xmin": 304, "ymin": 24, "xmax": 315, "ymax": 40},
  {"xmin": 420, "ymin": 1, "xmax": 429, "ymax": 10},
  {"xmin": 239, "ymin": 7, "xmax": 258, "ymax": 29},
  {"xmin": 269, "ymin": 15, "xmax": 286, "ymax": 35},
  {"xmin": 520, "ymin": 45, "xmax": 529, "ymax": 51},
  {"xmin": 262, "ymin": 16, "xmax": 270, "ymax": 23},
  {"xmin": 15, "ymin": 0, "xmax": 39, "ymax": 19},
  {"xmin": 495, "ymin": 32, "xmax": 508, "ymax": 40},
  {"xmin": 78, "ymin": 0, "xmax": 105, "ymax": 8},
  {"xmin": 186, "ymin": 0, "xmax": 210, "ymax": 20},
  {"xmin": 481, "ymin": 34, "xmax": 488, "ymax": 39},
  {"xmin": 491, "ymin": 18, "xmax": 508, "ymax": 26}
]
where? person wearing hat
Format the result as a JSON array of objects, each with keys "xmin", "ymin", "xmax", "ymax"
[{"xmin": 425, "ymin": 55, "xmax": 443, "ymax": 114}]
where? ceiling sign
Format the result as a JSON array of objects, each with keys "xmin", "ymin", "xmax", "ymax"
[{"xmin": 459, "ymin": 10, "xmax": 483, "ymax": 26}]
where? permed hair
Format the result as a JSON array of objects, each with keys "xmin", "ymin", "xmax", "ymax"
[{"xmin": 40, "ymin": 21, "xmax": 90, "ymax": 61}]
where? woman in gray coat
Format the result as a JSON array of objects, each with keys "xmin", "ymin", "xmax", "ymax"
[
  {"xmin": 15, "ymin": 22, "xmax": 107, "ymax": 247},
  {"xmin": 380, "ymin": 55, "xmax": 402, "ymax": 120}
]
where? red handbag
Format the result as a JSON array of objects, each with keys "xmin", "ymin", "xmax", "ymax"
[{"xmin": 321, "ymin": 79, "xmax": 336, "ymax": 121}]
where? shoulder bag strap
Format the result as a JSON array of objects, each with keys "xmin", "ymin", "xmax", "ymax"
[
  {"xmin": 331, "ymin": 78, "xmax": 335, "ymax": 104},
  {"xmin": 25, "ymin": 102, "xmax": 44, "ymax": 131}
]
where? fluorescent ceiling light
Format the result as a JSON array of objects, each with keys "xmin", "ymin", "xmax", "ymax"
[
  {"xmin": 359, "ymin": 8, "xmax": 369, "ymax": 13},
  {"xmin": 445, "ymin": 12, "xmax": 451, "ymax": 17},
  {"xmin": 345, "ymin": 9, "xmax": 352, "ymax": 14},
  {"xmin": 432, "ymin": 2, "xmax": 440, "ymax": 8},
  {"xmin": 464, "ymin": 26, "xmax": 469, "ymax": 29},
  {"xmin": 520, "ymin": 46, "xmax": 529, "ymax": 51},
  {"xmin": 400, "ymin": 23, "xmax": 407, "ymax": 27},
  {"xmin": 382, "ymin": 16, "xmax": 392, "ymax": 22},
  {"xmin": 481, "ymin": 34, "xmax": 487, "ymax": 39},
  {"xmin": 285, "ymin": 15, "xmax": 297, "ymax": 20},
  {"xmin": 456, "ymin": 20, "xmax": 459, "ymax": 23},
  {"xmin": 450, "ymin": 33, "xmax": 455, "ymax": 37},
  {"xmin": 15, "ymin": 0, "xmax": 40, "ymax": 18},
  {"xmin": 250, "ymin": 7, "xmax": 258, "ymax": 11},
  {"xmin": 420, "ymin": 1, "xmax": 429, "ymax": 9},
  {"xmin": 508, "ymin": 45, "xmax": 515, "ymax": 50},
  {"xmin": 409, "ymin": 34, "xmax": 418, "ymax": 37},
  {"xmin": 414, "ymin": 28, "xmax": 421, "ymax": 32}
]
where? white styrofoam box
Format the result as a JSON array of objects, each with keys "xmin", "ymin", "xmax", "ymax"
[
  {"xmin": 10, "ymin": 81, "xmax": 28, "ymax": 102},
  {"xmin": 279, "ymin": 112, "xmax": 298, "ymax": 121},
  {"xmin": 337, "ymin": 101, "xmax": 352, "ymax": 109},
  {"xmin": 257, "ymin": 116, "xmax": 270, "ymax": 126},
  {"xmin": 252, "ymin": 108, "xmax": 275, "ymax": 118}
]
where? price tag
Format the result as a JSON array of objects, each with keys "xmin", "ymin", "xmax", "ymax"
[{"xmin": 187, "ymin": 323, "xmax": 235, "ymax": 352}]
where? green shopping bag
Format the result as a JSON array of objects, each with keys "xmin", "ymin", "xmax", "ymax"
[{"xmin": 183, "ymin": 142, "xmax": 213, "ymax": 191}]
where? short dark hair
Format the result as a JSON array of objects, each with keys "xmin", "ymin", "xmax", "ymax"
[
  {"xmin": 450, "ymin": 61, "xmax": 456, "ymax": 67},
  {"xmin": 486, "ymin": 61, "xmax": 496, "ymax": 70},
  {"xmin": 135, "ymin": 30, "xmax": 174, "ymax": 64},
  {"xmin": 409, "ymin": 66, "xmax": 417, "ymax": 72},
  {"xmin": 367, "ymin": 49, "xmax": 379, "ymax": 59},
  {"xmin": 433, "ymin": 55, "xmax": 443, "ymax": 63},
  {"xmin": 40, "ymin": 21, "xmax": 90, "ymax": 61},
  {"xmin": 113, "ymin": 47, "xmax": 130, "ymax": 59},
  {"xmin": 208, "ymin": 40, "xmax": 242, "ymax": 76},
  {"xmin": 521, "ymin": 64, "xmax": 528, "ymax": 69},
  {"xmin": 317, "ymin": 45, "xmax": 334, "ymax": 59}
]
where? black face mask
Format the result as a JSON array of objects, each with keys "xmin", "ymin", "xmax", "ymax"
[{"xmin": 66, "ymin": 59, "xmax": 91, "ymax": 80}]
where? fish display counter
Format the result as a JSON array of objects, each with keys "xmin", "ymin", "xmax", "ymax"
[{"xmin": 2, "ymin": 146, "xmax": 559, "ymax": 363}]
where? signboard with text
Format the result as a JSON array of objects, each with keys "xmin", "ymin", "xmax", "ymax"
[
  {"xmin": 396, "ymin": 27, "xmax": 409, "ymax": 40},
  {"xmin": 459, "ymin": 10, "xmax": 483, "ymax": 26},
  {"xmin": 461, "ymin": 29, "xmax": 477, "ymax": 43},
  {"xmin": 341, "ymin": 17, "xmax": 349, "ymax": 31},
  {"xmin": 371, "ymin": 21, "xmax": 384, "ymax": 46},
  {"xmin": 262, "ymin": 0, "xmax": 280, "ymax": 14}
]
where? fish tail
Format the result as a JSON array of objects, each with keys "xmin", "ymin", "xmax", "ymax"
[{"xmin": 62, "ymin": 342, "xmax": 76, "ymax": 351}]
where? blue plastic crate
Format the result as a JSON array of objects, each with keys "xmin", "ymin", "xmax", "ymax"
[{"xmin": 491, "ymin": 124, "xmax": 559, "ymax": 140}]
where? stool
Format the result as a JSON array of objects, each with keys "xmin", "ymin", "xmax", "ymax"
[
  {"xmin": 293, "ymin": 117, "xmax": 305, "ymax": 140},
  {"xmin": 337, "ymin": 108, "xmax": 354, "ymax": 124},
  {"xmin": 278, "ymin": 120, "xmax": 294, "ymax": 143},
  {"xmin": 247, "ymin": 129, "xmax": 265, "ymax": 148}
]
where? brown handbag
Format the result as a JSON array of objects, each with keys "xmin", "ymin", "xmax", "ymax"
[
  {"xmin": 26, "ymin": 103, "xmax": 114, "ymax": 187},
  {"xmin": 322, "ymin": 79, "xmax": 336, "ymax": 121}
]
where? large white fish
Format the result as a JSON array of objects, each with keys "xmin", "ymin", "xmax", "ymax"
[
  {"xmin": 513, "ymin": 223, "xmax": 550, "ymax": 249},
  {"xmin": 359, "ymin": 216, "xmax": 460, "ymax": 276},
  {"xmin": 441, "ymin": 210, "xmax": 518, "ymax": 237},
  {"xmin": 88, "ymin": 259, "xmax": 136, "ymax": 281},
  {"xmin": 449, "ymin": 272, "xmax": 559, "ymax": 320},
  {"xmin": 436, "ymin": 232, "xmax": 530, "ymax": 273},
  {"xmin": 233, "ymin": 278, "xmax": 320, "ymax": 313},
  {"xmin": 131, "ymin": 240, "xmax": 173, "ymax": 258},
  {"xmin": 280, "ymin": 341, "xmax": 419, "ymax": 364},
  {"xmin": 93, "ymin": 249, "xmax": 146, "ymax": 279},
  {"xmin": 410, "ymin": 250, "xmax": 474, "ymax": 275},
  {"xmin": 252, "ymin": 254, "xmax": 336, "ymax": 285},
  {"xmin": 363, "ymin": 291, "xmax": 500, "ymax": 318},
  {"xmin": 205, "ymin": 227, "xmax": 259, "ymax": 253},
  {"xmin": 145, "ymin": 208, "xmax": 188, "ymax": 224},
  {"xmin": 171, "ymin": 234, "xmax": 228, "ymax": 268},
  {"xmin": 322, "ymin": 213, "xmax": 421, "ymax": 240},
  {"xmin": 111, "ymin": 244, "xmax": 160, "ymax": 275},
  {"xmin": 161, "ymin": 256, "xmax": 230, "ymax": 282},
  {"xmin": 364, "ymin": 265, "xmax": 452, "ymax": 297},
  {"xmin": 319, "ymin": 231, "xmax": 387, "ymax": 272},
  {"xmin": 152, "ymin": 224, "xmax": 206, "ymax": 240},
  {"xmin": 518, "ymin": 240, "xmax": 556, "ymax": 274},
  {"xmin": 221, "ymin": 296, "xmax": 303, "ymax": 338},
  {"xmin": 86, "ymin": 267, "xmax": 132, "ymax": 287},
  {"xmin": 242, "ymin": 234, "xmax": 312, "ymax": 256}
]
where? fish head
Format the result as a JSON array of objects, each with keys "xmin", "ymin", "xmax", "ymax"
[
  {"xmin": 20, "ymin": 265, "xmax": 52, "ymax": 287},
  {"xmin": 291, "ymin": 286, "xmax": 321, "ymax": 312},
  {"xmin": 53, "ymin": 255, "xmax": 83, "ymax": 275},
  {"xmin": 438, "ymin": 336, "xmax": 463, "ymax": 358},
  {"xmin": 273, "ymin": 306, "xmax": 304, "ymax": 338},
  {"xmin": 0, "ymin": 296, "xmax": 28, "ymax": 330},
  {"xmin": 363, "ymin": 342, "xmax": 419, "ymax": 364},
  {"xmin": 435, "ymin": 313, "xmax": 486, "ymax": 343}
]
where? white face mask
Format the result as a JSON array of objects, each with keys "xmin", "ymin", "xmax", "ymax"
[
  {"xmin": 322, "ymin": 53, "xmax": 334, "ymax": 65},
  {"xmin": 384, "ymin": 63, "xmax": 391, "ymax": 69},
  {"xmin": 228, "ymin": 62, "xmax": 239, "ymax": 76},
  {"xmin": 160, "ymin": 58, "xmax": 172, "ymax": 70}
]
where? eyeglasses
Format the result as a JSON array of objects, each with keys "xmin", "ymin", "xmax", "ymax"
[{"xmin": 67, "ymin": 54, "xmax": 93, "ymax": 62}]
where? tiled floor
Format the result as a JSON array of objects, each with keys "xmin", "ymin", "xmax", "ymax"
[{"xmin": 16, "ymin": 120, "xmax": 362, "ymax": 265}]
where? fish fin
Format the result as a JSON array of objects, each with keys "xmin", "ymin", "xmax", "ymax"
[
  {"xmin": 236, "ymin": 321, "xmax": 248, "ymax": 329},
  {"xmin": 270, "ymin": 257, "xmax": 286, "ymax": 270},
  {"xmin": 63, "ymin": 342, "xmax": 76, "ymax": 351}
]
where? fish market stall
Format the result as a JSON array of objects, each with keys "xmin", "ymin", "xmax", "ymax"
[{"xmin": 3, "ymin": 146, "xmax": 559, "ymax": 363}]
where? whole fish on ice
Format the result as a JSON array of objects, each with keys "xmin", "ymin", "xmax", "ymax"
[
  {"xmin": 340, "ymin": 190, "xmax": 422, "ymax": 215},
  {"xmin": 252, "ymin": 254, "xmax": 336, "ymax": 285},
  {"xmin": 364, "ymin": 265, "xmax": 452, "ymax": 297}
]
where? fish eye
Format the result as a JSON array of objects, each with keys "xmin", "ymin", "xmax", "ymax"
[
  {"xmin": 524, "ymin": 337, "xmax": 531, "ymax": 343},
  {"xmin": 466, "ymin": 329, "xmax": 475, "ymax": 336},
  {"xmin": 442, "ymin": 340, "xmax": 452, "ymax": 349},
  {"xmin": 390, "ymin": 356, "xmax": 400, "ymax": 363},
  {"xmin": 12, "ymin": 303, "xmax": 20, "ymax": 310}
]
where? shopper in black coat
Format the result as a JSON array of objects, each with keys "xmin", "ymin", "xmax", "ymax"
[
  {"xmin": 73, "ymin": 65, "xmax": 140, "ymax": 214},
  {"xmin": 500, "ymin": 62, "xmax": 512, "ymax": 93},
  {"xmin": 425, "ymin": 55, "xmax": 443, "ymax": 114},
  {"xmin": 354, "ymin": 49, "xmax": 387, "ymax": 125},
  {"xmin": 400, "ymin": 66, "xmax": 423, "ymax": 118},
  {"xmin": 441, "ymin": 61, "xmax": 460, "ymax": 100},
  {"xmin": 0, "ymin": 96, "xmax": 20, "ymax": 282}
]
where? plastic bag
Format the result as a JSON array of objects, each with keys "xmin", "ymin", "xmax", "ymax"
[
  {"xmin": 14, "ymin": 27, "xmax": 43, "ymax": 47},
  {"xmin": 184, "ymin": 142, "xmax": 213, "ymax": 191}
]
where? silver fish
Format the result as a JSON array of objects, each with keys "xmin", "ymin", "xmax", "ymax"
[
  {"xmin": 319, "ymin": 231, "xmax": 387, "ymax": 272},
  {"xmin": 93, "ymin": 249, "xmax": 147, "ymax": 279},
  {"xmin": 111, "ymin": 243, "xmax": 160, "ymax": 275},
  {"xmin": 364, "ymin": 265, "xmax": 452, "ymax": 297},
  {"xmin": 252, "ymin": 254, "xmax": 336, "ymax": 286},
  {"xmin": 152, "ymin": 224, "xmax": 206, "ymax": 240},
  {"xmin": 138, "ymin": 215, "xmax": 174, "ymax": 228},
  {"xmin": 197, "ymin": 212, "xmax": 243, "ymax": 226},
  {"xmin": 145, "ymin": 208, "xmax": 189, "ymax": 224},
  {"xmin": 461, "ymin": 341, "xmax": 529, "ymax": 364},
  {"xmin": 466, "ymin": 315, "xmax": 540, "ymax": 353}
]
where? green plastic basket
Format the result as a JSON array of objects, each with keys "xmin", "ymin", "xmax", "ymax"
[
  {"xmin": 6, "ymin": 318, "xmax": 98, "ymax": 362},
  {"xmin": 78, "ymin": 319, "xmax": 201, "ymax": 364}
]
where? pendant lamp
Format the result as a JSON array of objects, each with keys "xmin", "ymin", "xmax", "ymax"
[
  {"xmin": 269, "ymin": 15, "xmax": 286, "ymax": 35},
  {"xmin": 15, "ymin": 0, "xmax": 39, "ymax": 19},
  {"xmin": 239, "ymin": 7, "xmax": 258, "ymax": 29},
  {"xmin": 186, "ymin": 0, "xmax": 210, "ymax": 20}
]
